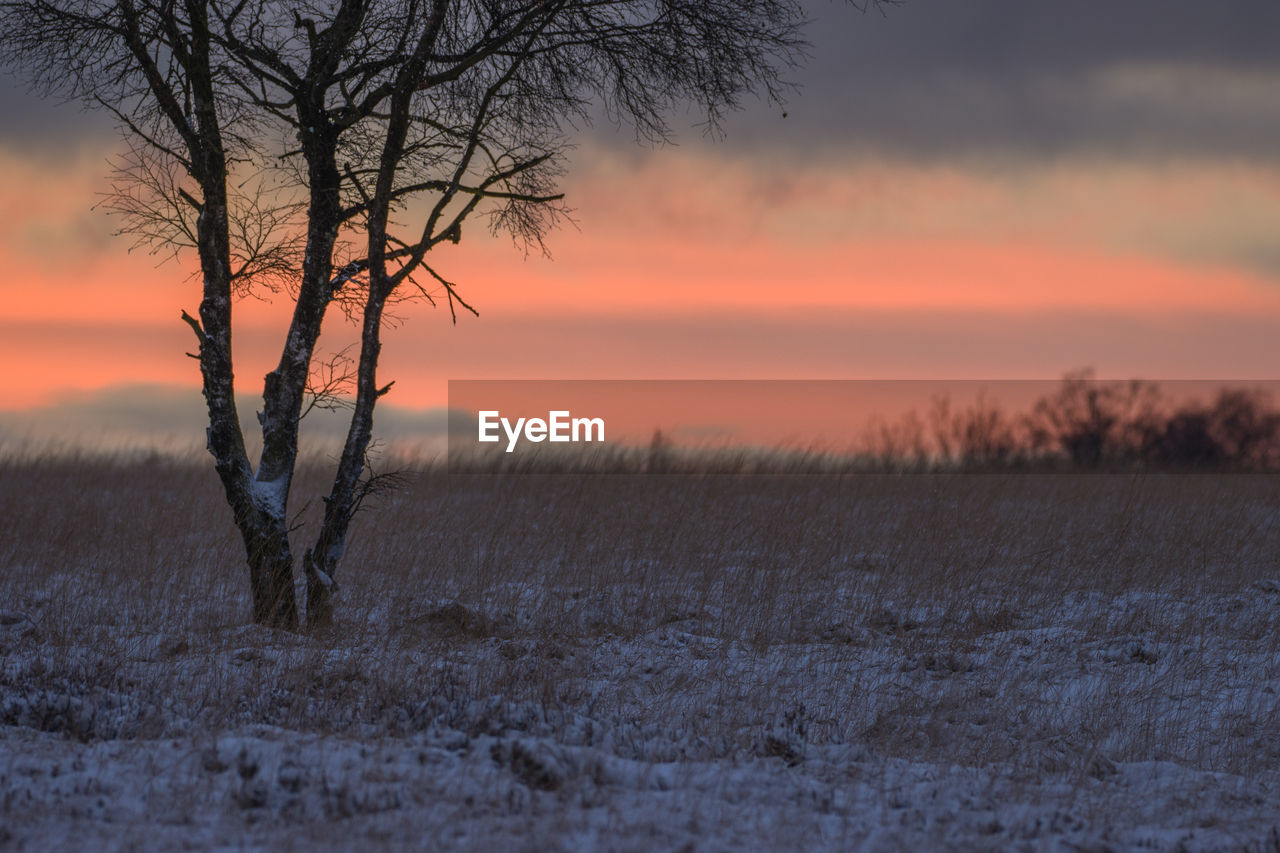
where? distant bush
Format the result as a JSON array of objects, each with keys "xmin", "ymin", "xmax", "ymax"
[
  {"xmin": 940, "ymin": 373, "xmax": 1280, "ymax": 472},
  {"xmin": 1025, "ymin": 370, "xmax": 1162, "ymax": 468},
  {"xmin": 1139, "ymin": 388, "xmax": 1280, "ymax": 470}
]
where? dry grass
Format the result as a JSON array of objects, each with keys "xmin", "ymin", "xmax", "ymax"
[{"xmin": 1, "ymin": 452, "xmax": 1279, "ymax": 848}]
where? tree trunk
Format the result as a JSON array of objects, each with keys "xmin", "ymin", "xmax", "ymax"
[
  {"xmin": 243, "ymin": 517, "xmax": 299, "ymax": 629},
  {"xmin": 304, "ymin": 280, "xmax": 392, "ymax": 631},
  {"xmin": 152, "ymin": 10, "xmax": 305, "ymax": 631},
  {"xmin": 249, "ymin": 122, "xmax": 344, "ymax": 631}
]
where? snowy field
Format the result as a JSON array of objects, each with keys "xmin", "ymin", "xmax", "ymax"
[{"xmin": 2, "ymin": 457, "xmax": 1279, "ymax": 850}]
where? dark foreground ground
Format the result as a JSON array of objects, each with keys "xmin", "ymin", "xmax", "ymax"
[{"xmin": 1, "ymin": 456, "xmax": 1279, "ymax": 850}]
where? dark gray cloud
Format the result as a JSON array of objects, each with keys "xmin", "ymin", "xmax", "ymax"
[
  {"xmin": 0, "ymin": 69, "xmax": 115, "ymax": 154},
  {"xmin": 823, "ymin": 0, "xmax": 1280, "ymax": 75},
  {"xmin": 5, "ymin": 1, "xmax": 1278, "ymax": 161},
  {"xmin": 706, "ymin": 0, "xmax": 1280, "ymax": 160}
]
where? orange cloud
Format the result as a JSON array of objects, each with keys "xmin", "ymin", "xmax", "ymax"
[
  {"xmin": 438, "ymin": 234, "xmax": 1280, "ymax": 317},
  {"xmin": 4, "ymin": 144, "xmax": 1280, "ymax": 413}
]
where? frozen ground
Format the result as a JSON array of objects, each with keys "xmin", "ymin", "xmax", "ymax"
[
  {"xmin": 4, "ymin": 583, "xmax": 1280, "ymax": 851},
  {"xmin": 2, "ymin": 462, "xmax": 1279, "ymax": 849}
]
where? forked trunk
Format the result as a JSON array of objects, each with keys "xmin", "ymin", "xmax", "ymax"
[
  {"xmin": 238, "ymin": 510, "xmax": 300, "ymax": 630},
  {"xmin": 302, "ymin": 279, "xmax": 392, "ymax": 631}
]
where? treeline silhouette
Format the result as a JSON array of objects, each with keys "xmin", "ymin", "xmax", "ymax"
[{"xmin": 865, "ymin": 371, "xmax": 1280, "ymax": 472}]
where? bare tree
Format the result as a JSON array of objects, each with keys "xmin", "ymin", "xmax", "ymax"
[
  {"xmin": 1026, "ymin": 369, "xmax": 1162, "ymax": 469},
  {"xmin": 0, "ymin": 0, "xmax": 880, "ymax": 629},
  {"xmin": 929, "ymin": 392, "xmax": 1021, "ymax": 469}
]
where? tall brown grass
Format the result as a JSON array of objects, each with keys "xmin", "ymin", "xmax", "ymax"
[{"xmin": 1, "ymin": 450, "xmax": 1278, "ymax": 781}]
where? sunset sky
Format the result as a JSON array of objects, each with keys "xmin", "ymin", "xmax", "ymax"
[{"xmin": 4, "ymin": 0, "xmax": 1280, "ymax": 447}]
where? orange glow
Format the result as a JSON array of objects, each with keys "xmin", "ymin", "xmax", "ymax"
[
  {"xmin": 441, "ymin": 235, "xmax": 1280, "ymax": 316},
  {"xmin": 5, "ymin": 146, "xmax": 1280, "ymax": 412},
  {"xmin": 448, "ymin": 380, "xmax": 1054, "ymax": 451}
]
